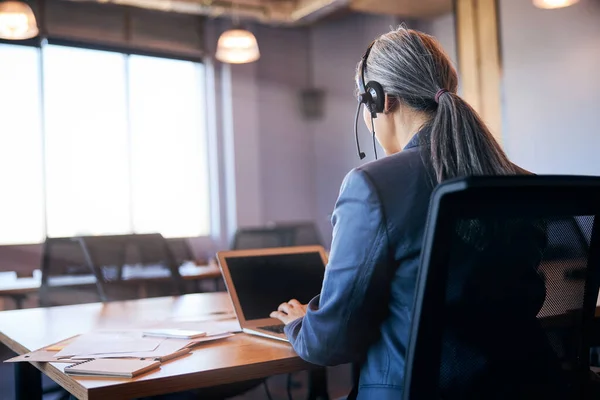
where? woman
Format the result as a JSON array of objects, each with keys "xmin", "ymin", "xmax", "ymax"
[{"xmin": 270, "ymin": 27, "xmax": 563, "ymax": 399}]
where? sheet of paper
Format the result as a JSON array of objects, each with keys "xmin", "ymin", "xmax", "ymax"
[
  {"xmin": 4, "ymin": 322, "xmax": 238, "ymax": 364},
  {"xmin": 5, "ymin": 350, "xmax": 81, "ymax": 363},
  {"xmin": 4, "ymin": 335, "xmax": 81, "ymax": 363},
  {"xmin": 145, "ymin": 318, "xmax": 241, "ymax": 335},
  {"xmin": 187, "ymin": 332, "xmax": 235, "ymax": 347},
  {"xmin": 72, "ymin": 337, "xmax": 190, "ymax": 359},
  {"xmin": 71, "ymin": 332, "xmax": 235, "ymax": 359},
  {"xmin": 168, "ymin": 312, "xmax": 237, "ymax": 322},
  {"xmin": 54, "ymin": 332, "xmax": 163, "ymax": 358}
]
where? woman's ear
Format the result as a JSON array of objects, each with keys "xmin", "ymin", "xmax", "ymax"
[{"xmin": 384, "ymin": 94, "xmax": 399, "ymax": 114}]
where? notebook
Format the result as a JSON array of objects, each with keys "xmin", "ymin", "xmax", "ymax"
[{"xmin": 64, "ymin": 358, "xmax": 160, "ymax": 378}]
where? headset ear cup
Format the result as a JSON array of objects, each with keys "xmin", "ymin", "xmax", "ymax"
[{"xmin": 366, "ymin": 81, "xmax": 385, "ymax": 114}]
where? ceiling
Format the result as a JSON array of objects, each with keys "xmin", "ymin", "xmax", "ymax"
[
  {"xmin": 350, "ymin": 0, "xmax": 452, "ymax": 19},
  {"xmin": 67, "ymin": 0, "xmax": 453, "ymax": 25}
]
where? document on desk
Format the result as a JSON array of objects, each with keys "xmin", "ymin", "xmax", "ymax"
[
  {"xmin": 4, "ymin": 332, "xmax": 235, "ymax": 363},
  {"xmin": 71, "ymin": 332, "xmax": 235, "ymax": 360},
  {"xmin": 149, "ymin": 318, "xmax": 242, "ymax": 335},
  {"xmin": 72, "ymin": 337, "xmax": 189, "ymax": 360},
  {"xmin": 54, "ymin": 332, "xmax": 163, "ymax": 358}
]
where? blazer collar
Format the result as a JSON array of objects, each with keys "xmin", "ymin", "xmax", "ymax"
[{"xmin": 403, "ymin": 125, "xmax": 431, "ymax": 151}]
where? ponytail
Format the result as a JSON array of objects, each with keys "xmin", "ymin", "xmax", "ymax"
[
  {"xmin": 429, "ymin": 91, "xmax": 518, "ymax": 183},
  {"xmin": 361, "ymin": 26, "xmax": 519, "ymax": 183}
]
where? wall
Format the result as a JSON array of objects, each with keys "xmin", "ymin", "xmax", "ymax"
[
  {"xmin": 500, "ymin": 0, "xmax": 600, "ymax": 174},
  {"xmin": 210, "ymin": 22, "xmax": 315, "ymax": 247},
  {"xmin": 201, "ymin": 14, "xmax": 458, "ymax": 246},
  {"xmin": 214, "ymin": 14, "xmax": 400, "ymax": 245},
  {"xmin": 310, "ymin": 13, "xmax": 399, "ymax": 240},
  {"xmin": 255, "ymin": 26, "xmax": 315, "ymax": 225},
  {"xmin": 411, "ymin": 2, "xmax": 600, "ymax": 178}
]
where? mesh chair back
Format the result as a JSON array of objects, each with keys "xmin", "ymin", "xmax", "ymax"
[
  {"xmin": 232, "ymin": 222, "xmax": 323, "ymax": 250},
  {"xmin": 39, "ymin": 237, "xmax": 106, "ymax": 307},
  {"xmin": 404, "ymin": 176, "xmax": 600, "ymax": 400},
  {"xmin": 41, "ymin": 238, "xmax": 89, "ymax": 276},
  {"xmin": 275, "ymin": 222, "xmax": 324, "ymax": 246},
  {"xmin": 167, "ymin": 238, "xmax": 195, "ymax": 264},
  {"xmin": 231, "ymin": 227, "xmax": 291, "ymax": 250},
  {"xmin": 80, "ymin": 233, "xmax": 184, "ymax": 299}
]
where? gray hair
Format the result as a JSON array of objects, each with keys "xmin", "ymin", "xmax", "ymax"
[{"xmin": 359, "ymin": 26, "xmax": 518, "ymax": 183}]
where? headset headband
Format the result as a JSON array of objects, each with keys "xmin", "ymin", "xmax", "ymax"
[
  {"xmin": 355, "ymin": 40, "xmax": 382, "ymax": 161},
  {"xmin": 359, "ymin": 41, "xmax": 375, "ymax": 94}
]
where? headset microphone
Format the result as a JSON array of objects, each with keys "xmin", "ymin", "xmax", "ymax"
[
  {"xmin": 355, "ymin": 40, "xmax": 385, "ymax": 161},
  {"xmin": 354, "ymin": 100, "xmax": 366, "ymax": 160}
]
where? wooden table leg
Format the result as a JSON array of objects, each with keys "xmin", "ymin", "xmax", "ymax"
[
  {"xmin": 308, "ymin": 367, "xmax": 329, "ymax": 400},
  {"xmin": 15, "ymin": 362, "xmax": 42, "ymax": 400}
]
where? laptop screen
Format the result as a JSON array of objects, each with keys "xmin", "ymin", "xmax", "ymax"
[{"xmin": 225, "ymin": 251, "xmax": 325, "ymax": 321}]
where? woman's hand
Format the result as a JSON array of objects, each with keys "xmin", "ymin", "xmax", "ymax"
[{"xmin": 270, "ymin": 299, "xmax": 307, "ymax": 325}]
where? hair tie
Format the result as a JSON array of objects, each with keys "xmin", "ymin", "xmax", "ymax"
[{"xmin": 435, "ymin": 88, "xmax": 448, "ymax": 104}]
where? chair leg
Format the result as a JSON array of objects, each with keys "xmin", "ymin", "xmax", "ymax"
[{"xmin": 307, "ymin": 367, "xmax": 329, "ymax": 400}]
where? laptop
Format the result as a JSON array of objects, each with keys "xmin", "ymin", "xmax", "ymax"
[{"xmin": 217, "ymin": 246, "xmax": 327, "ymax": 342}]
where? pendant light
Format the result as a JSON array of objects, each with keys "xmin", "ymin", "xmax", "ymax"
[
  {"xmin": 533, "ymin": 0, "xmax": 579, "ymax": 9},
  {"xmin": 0, "ymin": 0, "xmax": 38, "ymax": 40},
  {"xmin": 215, "ymin": 28, "xmax": 260, "ymax": 64},
  {"xmin": 215, "ymin": 2, "xmax": 259, "ymax": 64}
]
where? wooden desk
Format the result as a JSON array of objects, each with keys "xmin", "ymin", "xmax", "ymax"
[
  {"xmin": 0, "ymin": 293, "xmax": 314, "ymax": 400},
  {"xmin": 0, "ymin": 266, "xmax": 222, "ymax": 309}
]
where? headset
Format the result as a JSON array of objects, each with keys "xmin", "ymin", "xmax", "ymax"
[{"xmin": 355, "ymin": 40, "xmax": 385, "ymax": 160}]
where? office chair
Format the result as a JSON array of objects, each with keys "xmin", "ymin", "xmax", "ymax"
[
  {"xmin": 230, "ymin": 227, "xmax": 291, "ymax": 250},
  {"xmin": 167, "ymin": 237, "xmax": 195, "ymax": 264},
  {"xmin": 404, "ymin": 175, "xmax": 600, "ymax": 400},
  {"xmin": 274, "ymin": 221, "xmax": 324, "ymax": 247},
  {"xmin": 232, "ymin": 222, "xmax": 323, "ymax": 250},
  {"xmin": 79, "ymin": 233, "xmax": 185, "ymax": 300},
  {"xmin": 39, "ymin": 237, "xmax": 106, "ymax": 307},
  {"xmin": 38, "ymin": 237, "xmax": 106, "ymax": 399},
  {"xmin": 544, "ymin": 217, "xmax": 590, "ymax": 260}
]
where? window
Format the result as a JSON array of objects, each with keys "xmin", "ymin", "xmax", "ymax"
[
  {"xmin": 128, "ymin": 55, "xmax": 209, "ymax": 238},
  {"xmin": 43, "ymin": 45, "xmax": 130, "ymax": 237},
  {"xmin": 0, "ymin": 45, "xmax": 44, "ymax": 244},
  {"xmin": 0, "ymin": 43, "xmax": 210, "ymax": 244}
]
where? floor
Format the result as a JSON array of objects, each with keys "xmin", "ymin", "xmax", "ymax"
[{"xmin": 0, "ymin": 343, "xmax": 353, "ymax": 400}]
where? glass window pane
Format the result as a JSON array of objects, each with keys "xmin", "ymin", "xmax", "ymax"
[
  {"xmin": 128, "ymin": 55, "xmax": 209, "ymax": 237},
  {"xmin": 43, "ymin": 45, "xmax": 130, "ymax": 237},
  {"xmin": 0, "ymin": 44, "xmax": 45, "ymax": 244}
]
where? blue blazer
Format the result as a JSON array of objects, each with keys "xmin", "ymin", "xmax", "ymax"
[
  {"xmin": 284, "ymin": 130, "xmax": 433, "ymax": 399},
  {"xmin": 284, "ymin": 128, "xmax": 566, "ymax": 399}
]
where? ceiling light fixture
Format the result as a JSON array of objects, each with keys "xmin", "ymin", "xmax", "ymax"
[
  {"xmin": 533, "ymin": 0, "xmax": 579, "ymax": 9},
  {"xmin": 0, "ymin": 0, "xmax": 38, "ymax": 40},
  {"xmin": 215, "ymin": 28, "xmax": 260, "ymax": 64}
]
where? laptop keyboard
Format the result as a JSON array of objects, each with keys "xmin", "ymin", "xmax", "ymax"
[{"xmin": 259, "ymin": 324, "xmax": 285, "ymax": 334}]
